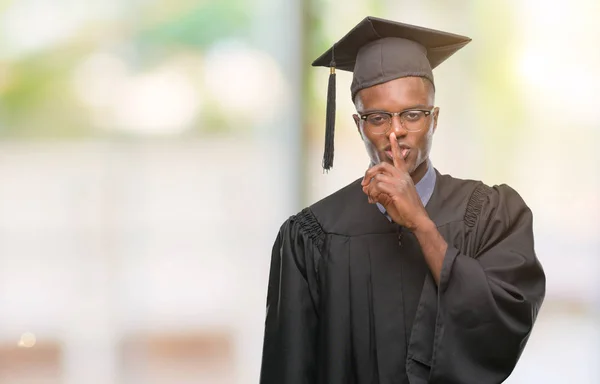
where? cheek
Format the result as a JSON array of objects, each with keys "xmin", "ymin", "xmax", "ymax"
[
  {"xmin": 360, "ymin": 129, "xmax": 383, "ymax": 162},
  {"xmin": 362, "ymin": 128, "xmax": 387, "ymax": 149},
  {"xmin": 412, "ymin": 128, "xmax": 434, "ymax": 159},
  {"xmin": 360, "ymin": 127, "xmax": 374, "ymax": 146},
  {"xmin": 363, "ymin": 135, "xmax": 377, "ymax": 153}
]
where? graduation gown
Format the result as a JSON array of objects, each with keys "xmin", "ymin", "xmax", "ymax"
[{"xmin": 260, "ymin": 170, "xmax": 546, "ymax": 384}]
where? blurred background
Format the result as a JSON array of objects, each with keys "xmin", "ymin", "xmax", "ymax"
[{"xmin": 0, "ymin": 0, "xmax": 598, "ymax": 383}]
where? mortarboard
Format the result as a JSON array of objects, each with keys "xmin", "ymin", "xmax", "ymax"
[{"xmin": 312, "ymin": 16, "xmax": 471, "ymax": 171}]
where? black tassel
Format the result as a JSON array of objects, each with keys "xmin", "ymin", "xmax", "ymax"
[{"xmin": 323, "ymin": 64, "xmax": 336, "ymax": 171}]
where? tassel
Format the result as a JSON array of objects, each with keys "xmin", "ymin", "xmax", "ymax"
[{"xmin": 323, "ymin": 62, "xmax": 336, "ymax": 171}]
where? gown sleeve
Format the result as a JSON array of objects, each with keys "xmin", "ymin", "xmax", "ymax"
[
  {"xmin": 259, "ymin": 209, "xmax": 322, "ymax": 384},
  {"xmin": 429, "ymin": 184, "xmax": 546, "ymax": 384}
]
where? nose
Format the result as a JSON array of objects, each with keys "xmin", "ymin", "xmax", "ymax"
[{"xmin": 389, "ymin": 115, "xmax": 408, "ymax": 137}]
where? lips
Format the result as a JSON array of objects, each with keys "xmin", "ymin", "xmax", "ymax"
[{"xmin": 384, "ymin": 145, "xmax": 410, "ymax": 161}]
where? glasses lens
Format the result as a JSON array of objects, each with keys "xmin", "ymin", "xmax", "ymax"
[
  {"xmin": 363, "ymin": 110, "xmax": 431, "ymax": 134},
  {"xmin": 365, "ymin": 113, "xmax": 391, "ymax": 134},
  {"xmin": 401, "ymin": 110, "xmax": 428, "ymax": 132}
]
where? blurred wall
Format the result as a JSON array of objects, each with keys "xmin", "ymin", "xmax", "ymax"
[
  {"xmin": 0, "ymin": 0, "xmax": 302, "ymax": 382},
  {"xmin": 0, "ymin": 0, "xmax": 598, "ymax": 383}
]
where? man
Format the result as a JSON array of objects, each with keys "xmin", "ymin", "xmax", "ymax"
[{"xmin": 260, "ymin": 16, "xmax": 545, "ymax": 384}]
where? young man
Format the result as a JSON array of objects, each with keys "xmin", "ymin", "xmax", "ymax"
[{"xmin": 260, "ymin": 16, "xmax": 545, "ymax": 384}]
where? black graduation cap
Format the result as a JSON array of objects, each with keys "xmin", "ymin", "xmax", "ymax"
[{"xmin": 312, "ymin": 16, "xmax": 471, "ymax": 171}]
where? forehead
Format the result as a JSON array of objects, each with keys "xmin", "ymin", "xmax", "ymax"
[{"xmin": 355, "ymin": 76, "xmax": 432, "ymax": 110}]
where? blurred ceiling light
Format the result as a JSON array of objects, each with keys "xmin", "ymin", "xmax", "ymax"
[
  {"xmin": 515, "ymin": 0, "xmax": 600, "ymax": 122},
  {"xmin": 72, "ymin": 53, "xmax": 202, "ymax": 135},
  {"xmin": 203, "ymin": 40, "xmax": 288, "ymax": 125},
  {"xmin": 2, "ymin": 0, "xmax": 81, "ymax": 58},
  {"xmin": 72, "ymin": 53, "xmax": 129, "ymax": 109},
  {"xmin": 517, "ymin": 52, "xmax": 600, "ymax": 125},
  {"xmin": 1, "ymin": 0, "xmax": 123, "ymax": 59},
  {"xmin": 18, "ymin": 332, "xmax": 36, "ymax": 348},
  {"xmin": 111, "ymin": 67, "xmax": 201, "ymax": 135}
]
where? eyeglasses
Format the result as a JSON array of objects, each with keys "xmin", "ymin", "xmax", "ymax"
[{"xmin": 358, "ymin": 107, "xmax": 435, "ymax": 135}]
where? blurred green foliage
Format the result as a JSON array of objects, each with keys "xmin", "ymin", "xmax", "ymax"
[
  {"xmin": 0, "ymin": 47, "xmax": 93, "ymax": 138},
  {"xmin": 0, "ymin": 0, "xmax": 525, "ymax": 157},
  {"xmin": 0, "ymin": 0, "xmax": 251, "ymax": 139},
  {"xmin": 137, "ymin": 0, "xmax": 250, "ymax": 49}
]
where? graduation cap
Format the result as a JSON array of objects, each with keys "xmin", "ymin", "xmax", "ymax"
[{"xmin": 312, "ymin": 16, "xmax": 471, "ymax": 171}]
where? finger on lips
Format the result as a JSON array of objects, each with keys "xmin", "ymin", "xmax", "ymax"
[
  {"xmin": 389, "ymin": 132, "xmax": 407, "ymax": 171},
  {"xmin": 390, "ymin": 132, "xmax": 400, "ymax": 167}
]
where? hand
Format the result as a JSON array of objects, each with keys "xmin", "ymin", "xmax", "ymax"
[{"xmin": 361, "ymin": 132, "xmax": 431, "ymax": 231}]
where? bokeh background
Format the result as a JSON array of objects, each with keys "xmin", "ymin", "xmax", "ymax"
[{"xmin": 0, "ymin": 0, "xmax": 599, "ymax": 383}]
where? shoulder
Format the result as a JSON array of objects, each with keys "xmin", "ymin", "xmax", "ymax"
[
  {"xmin": 272, "ymin": 181, "xmax": 363, "ymax": 275},
  {"xmin": 309, "ymin": 177, "xmax": 365, "ymax": 229},
  {"xmin": 435, "ymin": 170, "xmax": 488, "ymax": 204},
  {"xmin": 432, "ymin": 170, "xmax": 531, "ymax": 227},
  {"xmin": 279, "ymin": 176, "xmax": 372, "ymax": 237}
]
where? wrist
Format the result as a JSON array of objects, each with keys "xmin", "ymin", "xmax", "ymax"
[{"xmin": 412, "ymin": 217, "xmax": 436, "ymax": 235}]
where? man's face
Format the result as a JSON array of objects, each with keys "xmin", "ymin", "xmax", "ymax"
[{"xmin": 353, "ymin": 76, "xmax": 439, "ymax": 182}]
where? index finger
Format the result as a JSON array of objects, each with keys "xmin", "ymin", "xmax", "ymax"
[{"xmin": 389, "ymin": 132, "xmax": 407, "ymax": 171}]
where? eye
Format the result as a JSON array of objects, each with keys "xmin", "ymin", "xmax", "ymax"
[
  {"xmin": 366, "ymin": 113, "xmax": 389, "ymax": 125},
  {"xmin": 403, "ymin": 111, "xmax": 424, "ymax": 122}
]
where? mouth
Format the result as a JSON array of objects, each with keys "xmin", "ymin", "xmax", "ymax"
[{"xmin": 384, "ymin": 145, "xmax": 410, "ymax": 161}]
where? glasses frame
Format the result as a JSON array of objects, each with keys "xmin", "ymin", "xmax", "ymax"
[{"xmin": 357, "ymin": 107, "xmax": 435, "ymax": 134}]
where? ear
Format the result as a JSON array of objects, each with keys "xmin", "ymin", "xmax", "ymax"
[
  {"xmin": 353, "ymin": 93, "xmax": 364, "ymax": 135},
  {"xmin": 353, "ymin": 114, "xmax": 361, "ymax": 132},
  {"xmin": 432, "ymin": 107, "xmax": 440, "ymax": 133}
]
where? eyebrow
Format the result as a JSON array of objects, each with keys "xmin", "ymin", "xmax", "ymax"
[{"xmin": 359, "ymin": 104, "xmax": 432, "ymax": 114}]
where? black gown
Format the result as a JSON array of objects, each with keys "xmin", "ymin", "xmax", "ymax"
[{"xmin": 259, "ymin": 169, "xmax": 546, "ymax": 384}]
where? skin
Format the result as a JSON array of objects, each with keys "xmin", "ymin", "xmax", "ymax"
[{"xmin": 355, "ymin": 76, "xmax": 447, "ymax": 285}]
